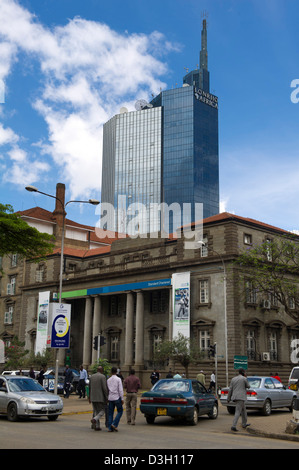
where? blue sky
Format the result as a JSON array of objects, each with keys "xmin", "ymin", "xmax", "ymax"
[{"xmin": 1, "ymin": 0, "xmax": 299, "ymax": 232}]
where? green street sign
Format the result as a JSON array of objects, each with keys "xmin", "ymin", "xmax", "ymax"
[{"xmin": 234, "ymin": 355, "xmax": 248, "ymax": 370}]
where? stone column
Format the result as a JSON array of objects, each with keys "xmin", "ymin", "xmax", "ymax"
[
  {"xmin": 135, "ymin": 291, "xmax": 144, "ymax": 367},
  {"xmin": 83, "ymin": 297, "xmax": 92, "ymax": 367},
  {"xmin": 124, "ymin": 292, "xmax": 134, "ymax": 367},
  {"xmin": 92, "ymin": 296, "xmax": 102, "ymax": 363}
]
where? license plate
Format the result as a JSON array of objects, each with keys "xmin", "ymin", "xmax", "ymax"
[{"xmin": 157, "ymin": 408, "xmax": 167, "ymax": 416}]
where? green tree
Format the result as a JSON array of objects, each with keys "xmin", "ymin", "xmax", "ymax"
[
  {"xmin": 234, "ymin": 234, "xmax": 299, "ymax": 321},
  {"xmin": 4, "ymin": 336, "xmax": 29, "ymax": 370},
  {"xmin": 153, "ymin": 332, "xmax": 203, "ymax": 378},
  {"xmin": 0, "ymin": 203, "xmax": 54, "ymax": 261},
  {"xmin": 90, "ymin": 358, "xmax": 112, "ymax": 377}
]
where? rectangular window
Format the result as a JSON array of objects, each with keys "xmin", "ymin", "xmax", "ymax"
[
  {"xmin": 36, "ymin": 267, "xmax": 44, "ymax": 282},
  {"xmin": 199, "ymin": 280, "xmax": 209, "ymax": 304},
  {"xmin": 200, "ymin": 237, "xmax": 208, "ymax": 257},
  {"xmin": 4, "ymin": 306, "xmax": 13, "ymax": 324},
  {"xmin": 11, "ymin": 254, "xmax": 18, "ymax": 267},
  {"xmin": 110, "ymin": 336, "xmax": 119, "ymax": 361},
  {"xmin": 199, "ymin": 330, "xmax": 210, "ymax": 352},
  {"xmin": 245, "ymin": 280, "xmax": 257, "ymax": 304},
  {"xmin": 7, "ymin": 276, "xmax": 16, "ymax": 295},
  {"xmin": 244, "ymin": 234, "xmax": 252, "ymax": 245}
]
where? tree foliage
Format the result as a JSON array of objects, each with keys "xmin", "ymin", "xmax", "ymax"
[
  {"xmin": 234, "ymin": 234, "xmax": 299, "ymax": 321},
  {"xmin": 90, "ymin": 358, "xmax": 112, "ymax": 377},
  {"xmin": 4, "ymin": 336, "xmax": 29, "ymax": 370},
  {"xmin": 153, "ymin": 332, "xmax": 203, "ymax": 377},
  {"xmin": 0, "ymin": 203, "xmax": 54, "ymax": 261}
]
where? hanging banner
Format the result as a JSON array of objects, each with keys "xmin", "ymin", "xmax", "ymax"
[
  {"xmin": 0, "ymin": 339, "xmax": 5, "ymax": 363},
  {"xmin": 50, "ymin": 303, "xmax": 71, "ymax": 349},
  {"xmin": 35, "ymin": 291, "xmax": 50, "ymax": 354},
  {"xmin": 172, "ymin": 272, "xmax": 190, "ymax": 339}
]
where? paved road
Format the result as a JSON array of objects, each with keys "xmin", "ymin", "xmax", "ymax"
[{"xmin": 0, "ymin": 403, "xmax": 298, "ymax": 450}]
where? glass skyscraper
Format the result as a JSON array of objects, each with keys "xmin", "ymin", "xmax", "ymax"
[{"xmin": 101, "ymin": 19, "xmax": 219, "ymax": 235}]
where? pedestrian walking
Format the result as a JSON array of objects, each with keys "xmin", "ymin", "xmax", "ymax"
[
  {"xmin": 107, "ymin": 366, "xmax": 124, "ymax": 432},
  {"xmin": 37, "ymin": 367, "xmax": 45, "ymax": 386},
  {"xmin": 173, "ymin": 371, "xmax": 182, "ymax": 378},
  {"xmin": 150, "ymin": 369, "xmax": 160, "ymax": 386},
  {"xmin": 227, "ymin": 368, "xmax": 250, "ymax": 432},
  {"xmin": 124, "ymin": 369, "xmax": 141, "ymax": 425},
  {"xmin": 77, "ymin": 365, "xmax": 88, "ymax": 398},
  {"xmin": 209, "ymin": 370, "xmax": 216, "ymax": 391},
  {"xmin": 63, "ymin": 364, "xmax": 73, "ymax": 398},
  {"xmin": 196, "ymin": 370, "xmax": 205, "ymax": 385},
  {"xmin": 89, "ymin": 366, "xmax": 108, "ymax": 431}
]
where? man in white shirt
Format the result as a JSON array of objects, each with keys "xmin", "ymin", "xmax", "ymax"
[
  {"xmin": 78, "ymin": 365, "xmax": 88, "ymax": 398},
  {"xmin": 107, "ymin": 367, "xmax": 124, "ymax": 432}
]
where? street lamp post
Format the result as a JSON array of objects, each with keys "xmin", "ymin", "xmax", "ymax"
[
  {"xmin": 198, "ymin": 241, "xmax": 229, "ymax": 388},
  {"xmin": 25, "ymin": 184, "xmax": 99, "ymax": 393}
]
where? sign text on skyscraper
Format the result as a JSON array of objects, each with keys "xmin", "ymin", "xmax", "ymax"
[{"xmin": 194, "ymin": 88, "xmax": 218, "ymax": 109}]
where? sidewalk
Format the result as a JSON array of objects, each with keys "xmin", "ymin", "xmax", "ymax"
[{"xmin": 61, "ymin": 394, "xmax": 299, "ymax": 442}]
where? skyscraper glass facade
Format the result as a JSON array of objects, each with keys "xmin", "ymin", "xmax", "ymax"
[
  {"xmin": 151, "ymin": 84, "xmax": 218, "ymax": 232},
  {"xmin": 102, "ymin": 107, "xmax": 162, "ymax": 234},
  {"xmin": 101, "ymin": 19, "xmax": 219, "ymax": 235}
]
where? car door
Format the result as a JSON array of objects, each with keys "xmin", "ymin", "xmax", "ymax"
[
  {"xmin": 264, "ymin": 378, "xmax": 280, "ymax": 408},
  {"xmin": 192, "ymin": 380, "xmax": 211, "ymax": 415},
  {"xmin": 0, "ymin": 379, "xmax": 9, "ymax": 413},
  {"xmin": 272, "ymin": 378, "xmax": 292, "ymax": 406}
]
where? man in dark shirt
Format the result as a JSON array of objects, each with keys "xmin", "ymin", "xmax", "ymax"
[
  {"xmin": 64, "ymin": 365, "xmax": 73, "ymax": 398},
  {"xmin": 124, "ymin": 369, "xmax": 141, "ymax": 425}
]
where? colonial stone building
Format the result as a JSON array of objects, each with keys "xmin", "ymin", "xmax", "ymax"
[{"xmin": 1, "ymin": 190, "xmax": 299, "ymax": 387}]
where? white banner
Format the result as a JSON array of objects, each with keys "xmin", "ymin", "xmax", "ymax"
[
  {"xmin": 172, "ymin": 272, "xmax": 190, "ymax": 339},
  {"xmin": 0, "ymin": 339, "xmax": 5, "ymax": 363},
  {"xmin": 35, "ymin": 291, "xmax": 50, "ymax": 355}
]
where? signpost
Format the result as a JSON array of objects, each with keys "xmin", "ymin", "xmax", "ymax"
[{"xmin": 234, "ymin": 355, "xmax": 248, "ymax": 370}]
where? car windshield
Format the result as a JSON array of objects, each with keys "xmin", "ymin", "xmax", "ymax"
[
  {"xmin": 247, "ymin": 378, "xmax": 261, "ymax": 388},
  {"xmin": 291, "ymin": 369, "xmax": 299, "ymax": 380},
  {"xmin": 7, "ymin": 378, "xmax": 45, "ymax": 393},
  {"xmin": 153, "ymin": 380, "xmax": 190, "ymax": 393}
]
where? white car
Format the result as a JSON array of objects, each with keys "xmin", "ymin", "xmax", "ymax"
[{"xmin": 0, "ymin": 375, "xmax": 63, "ymax": 421}]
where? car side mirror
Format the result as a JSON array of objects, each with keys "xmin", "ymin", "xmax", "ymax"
[{"xmin": 0, "ymin": 386, "xmax": 7, "ymax": 392}]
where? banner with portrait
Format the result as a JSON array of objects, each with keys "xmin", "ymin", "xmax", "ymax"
[
  {"xmin": 172, "ymin": 272, "xmax": 190, "ymax": 339},
  {"xmin": 35, "ymin": 291, "xmax": 50, "ymax": 354}
]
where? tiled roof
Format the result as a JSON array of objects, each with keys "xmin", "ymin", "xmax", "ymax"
[
  {"xmin": 52, "ymin": 245, "xmax": 111, "ymax": 258},
  {"xmin": 18, "ymin": 206, "xmax": 119, "ymax": 244},
  {"xmin": 191, "ymin": 212, "xmax": 291, "ymax": 235}
]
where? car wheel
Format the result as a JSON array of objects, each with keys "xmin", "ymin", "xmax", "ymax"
[
  {"xmin": 227, "ymin": 406, "xmax": 235, "ymax": 415},
  {"xmin": 7, "ymin": 402, "xmax": 18, "ymax": 422},
  {"xmin": 262, "ymin": 399, "xmax": 272, "ymax": 416},
  {"xmin": 188, "ymin": 406, "xmax": 199, "ymax": 425},
  {"xmin": 289, "ymin": 397, "xmax": 296, "ymax": 412},
  {"xmin": 208, "ymin": 403, "xmax": 218, "ymax": 419},
  {"xmin": 146, "ymin": 415, "xmax": 155, "ymax": 424},
  {"xmin": 48, "ymin": 415, "xmax": 59, "ymax": 421}
]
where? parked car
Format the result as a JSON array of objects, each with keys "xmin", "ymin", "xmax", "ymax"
[
  {"xmin": 1, "ymin": 370, "xmax": 39, "ymax": 377},
  {"xmin": 220, "ymin": 376, "xmax": 297, "ymax": 416},
  {"xmin": 288, "ymin": 367, "xmax": 299, "ymax": 390},
  {"xmin": 140, "ymin": 378, "xmax": 218, "ymax": 425},
  {"xmin": 0, "ymin": 375, "xmax": 63, "ymax": 421},
  {"xmin": 43, "ymin": 367, "xmax": 79, "ymax": 394}
]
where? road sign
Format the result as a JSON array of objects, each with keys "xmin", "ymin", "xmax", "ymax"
[{"xmin": 234, "ymin": 355, "xmax": 248, "ymax": 370}]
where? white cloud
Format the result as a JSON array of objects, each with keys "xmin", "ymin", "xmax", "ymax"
[
  {"xmin": 0, "ymin": 123, "xmax": 18, "ymax": 146},
  {"xmin": 0, "ymin": 0, "xmax": 175, "ymax": 200}
]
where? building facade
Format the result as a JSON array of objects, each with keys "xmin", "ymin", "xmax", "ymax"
[
  {"xmin": 101, "ymin": 19, "xmax": 219, "ymax": 235},
  {"xmin": 2, "ymin": 208, "xmax": 298, "ymax": 388}
]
